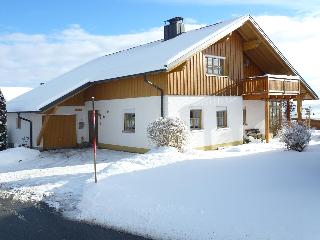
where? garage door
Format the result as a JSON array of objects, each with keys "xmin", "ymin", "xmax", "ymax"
[{"xmin": 43, "ymin": 115, "xmax": 77, "ymax": 150}]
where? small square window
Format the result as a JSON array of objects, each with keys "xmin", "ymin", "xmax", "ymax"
[
  {"xmin": 124, "ymin": 113, "xmax": 135, "ymax": 133},
  {"xmin": 205, "ymin": 55, "xmax": 225, "ymax": 76},
  {"xmin": 190, "ymin": 109, "xmax": 202, "ymax": 130},
  {"xmin": 217, "ymin": 107, "xmax": 227, "ymax": 128}
]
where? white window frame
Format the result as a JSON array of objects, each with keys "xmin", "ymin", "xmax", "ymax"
[
  {"xmin": 123, "ymin": 112, "xmax": 135, "ymax": 133},
  {"xmin": 190, "ymin": 109, "xmax": 203, "ymax": 130},
  {"xmin": 204, "ymin": 55, "xmax": 227, "ymax": 77},
  {"xmin": 16, "ymin": 117, "xmax": 21, "ymax": 129},
  {"xmin": 216, "ymin": 106, "xmax": 228, "ymax": 129},
  {"xmin": 243, "ymin": 107, "xmax": 247, "ymax": 125}
]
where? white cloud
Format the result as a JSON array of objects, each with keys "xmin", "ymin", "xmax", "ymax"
[
  {"xmin": 0, "ymin": 23, "xmax": 202, "ymax": 87},
  {"xmin": 254, "ymin": 14, "xmax": 320, "ymax": 96},
  {"xmin": 0, "ymin": 25, "xmax": 160, "ymax": 87},
  {"xmin": 0, "ymin": 13, "xmax": 319, "ymax": 100}
]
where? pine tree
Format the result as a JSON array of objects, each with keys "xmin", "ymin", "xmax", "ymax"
[{"xmin": 0, "ymin": 89, "xmax": 8, "ymax": 150}]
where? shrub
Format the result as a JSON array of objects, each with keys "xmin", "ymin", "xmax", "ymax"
[
  {"xmin": 147, "ymin": 117, "xmax": 190, "ymax": 151},
  {"xmin": 0, "ymin": 89, "xmax": 7, "ymax": 151},
  {"xmin": 279, "ymin": 121, "xmax": 311, "ymax": 152}
]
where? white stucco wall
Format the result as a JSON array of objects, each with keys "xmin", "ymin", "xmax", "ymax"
[
  {"xmin": 89, "ymin": 96, "xmax": 162, "ymax": 149},
  {"xmin": 243, "ymin": 100, "xmax": 265, "ymax": 134},
  {"xmin": 166, "ymin": 96, "xmax": 243, "ymax": 148},
  {"xmin": 7, "ymin": 95, "xmax": 245, "ymax": 150},
  {"xmin": 7, "ymin": 112, "xmax": 42, "ymax": 148}
]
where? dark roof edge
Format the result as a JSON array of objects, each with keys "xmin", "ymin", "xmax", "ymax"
[
  {"xmin": 7, "ymin": 111, "xmax": 40, "ymax": 114},
  {"xmin": 39, "ymin": 68, "xmax": 167, "ymax": 113},
  {"xmin": 39, "ymin": 81, "xmax": 93, "ymax": 112}
]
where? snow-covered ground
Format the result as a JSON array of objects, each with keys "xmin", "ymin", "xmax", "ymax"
[{"xmin": 1, "ymin": 132, "xmax": 320, "ymax": 240}]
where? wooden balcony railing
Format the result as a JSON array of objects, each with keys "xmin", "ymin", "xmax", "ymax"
[{"xmin": 243, "ymin": 74, "xmax": 300, "ymax": 97}]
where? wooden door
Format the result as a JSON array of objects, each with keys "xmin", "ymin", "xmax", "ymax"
[
  {"xmin": 88, "ymin": 111, "xmax": 99, "ymax": 144},
  {"xmin": 43, "ymin": 115, "xmax": 77, "ymax": 150}
]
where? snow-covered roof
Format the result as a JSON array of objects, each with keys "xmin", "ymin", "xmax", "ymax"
[
  {"xmin": 7, "ymin": 15, "xmax": 318, "ymax": 112},
  {"xmin": 7, "ymin": 16, "xmax": 250, "ymax": 112}
]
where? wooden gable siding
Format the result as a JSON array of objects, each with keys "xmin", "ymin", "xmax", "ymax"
[
  {"xmin": 59, "ymin": 90, "xmax": 86, "ymax": 106},
  {"xmin": 167, "ymin": 31, "xmax": 244, "ymax": 96},
  {"xmin": 243, "ymin": 54, "xmax": 264, "ymax": 78},
  {"xmin": 84, "ymin": 73, "xmax": 167, "ymax": 101},
  {"xmin": 57, "ymin": 73, "xmax": 168, "ymax": 106}
]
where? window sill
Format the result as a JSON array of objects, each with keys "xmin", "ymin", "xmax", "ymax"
[
  {"xmin": 190, "ymin": 129, "xmax": 204, "ymax": 132},
  {"xmin": 205, "ymin": 74, "xmax": 229, "ymax": 78},
  {"xmin": 216, "ymin": 127, "xmax": 230, "ymax": 131},
  {"xmin": 122, "ymin": 130, "xmax": 135, "ymax": 134}
]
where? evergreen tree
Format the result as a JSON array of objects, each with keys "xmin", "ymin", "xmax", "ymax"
[{"xmin": 0, "ymin": 89, "xmax": 8, "ymax": 150}]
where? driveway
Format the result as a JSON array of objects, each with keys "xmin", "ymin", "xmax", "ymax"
[{"xmin": 0, "ymin": 197, "xmax": 151, "ymax": 240}]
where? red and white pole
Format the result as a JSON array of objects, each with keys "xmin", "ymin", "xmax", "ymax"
[{"xmin": 92, "ymin": 97, "xmax": 97, "ymax": 183}]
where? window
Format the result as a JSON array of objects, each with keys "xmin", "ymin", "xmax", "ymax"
[
  {"xmin": 16, "ymin": 117, "xmax": 21, "ymax": 129},
  {"xmin": 216, "ymin": 107, "xmax": 227, "ymax": 128},
  {"xmin": 78, "ymin": 121, "xmax": 85, "ymax": 129},
  {"xmin": 124, "ymin": 113, "xmax": 135, "ymax": 132},
  {"xmin": 243, "ymin": 107, "xmax": 247, "ymax": 125},
  {"xmin": 205, "ymin": 55, "xmax": 225, "ymax": 76},
  {"xmin": 190, "ymin": 109, "xmax": 202, "ymax": 130}
]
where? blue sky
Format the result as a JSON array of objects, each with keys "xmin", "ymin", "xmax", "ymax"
[
  {"xmin": 0, "ymin": 0, "xmax": 307, "ymax": 35},
  {"xmin": 0, "ymin": 0, "xmax": 319, "ymax": 100}
]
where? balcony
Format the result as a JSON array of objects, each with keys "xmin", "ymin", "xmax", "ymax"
[{"xmin": 243, "ymin": 74, "xmax": 300, "ymax": 99}]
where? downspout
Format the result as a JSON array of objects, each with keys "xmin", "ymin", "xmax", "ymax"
[
  {"xmin": 18, "ymin": 113, "xmax": 33, "ymax": 149},
  {"xmin": 144, "ymin": 74, "xmax": 164, "ymax": 117}
]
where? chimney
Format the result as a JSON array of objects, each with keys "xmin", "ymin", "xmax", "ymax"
[{"xmin": 164, "ymin": 17, "xmax": 185, "ymax": 41}]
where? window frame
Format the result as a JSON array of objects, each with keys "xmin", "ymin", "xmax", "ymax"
[
  {"xmin": 123, "ymin": 113, "xmax": 135, "ymax": 133},
  {"xmin": 243, "ymin": 107, "xmax": 247, "ymax": 125},
  {"xmin": 204, "ymin": 55, "xmax": 227, "ymax": 77},
  {"xmin": 216, "ymin": 107, "xmax": 228, "ymax": 129},
  {"xmin": 16, "ymin": 117, "xmax": 21, "ymax": 129},
  {"xmin": 190, "ymin": 109, "xmax": 203, "ymax": 130}
]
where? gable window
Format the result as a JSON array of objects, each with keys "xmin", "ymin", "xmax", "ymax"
[
  {"xmin": 216, "ymin": 107, "xmax": 227, "ymax": 128},
  {"xmin": 123, "ymin": 113, "xmax": 135, "ymax": 133},
  {"xmin": 205, "ymin": 55, "xmax": 225, "ymax": 76},
  {"xmin": 190, "ymin": 109, "xmax": 202, "ymax": 130}
]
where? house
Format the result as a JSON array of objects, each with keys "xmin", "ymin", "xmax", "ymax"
[{"xmin": 6, "ymin": 15, "xmax": 318, "ymax": 152}]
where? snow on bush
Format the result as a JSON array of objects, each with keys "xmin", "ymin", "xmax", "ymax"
[
  {"xmin": 147, "ymin": 117, "xmax": 190, "ymax": 151},
  {"xmin": 280, "ymin": 121, "xmax": 311, "ymax": 152},
  {"xmin": 0, "ymin": 89, "xmax": 8, "ymax": 151}
]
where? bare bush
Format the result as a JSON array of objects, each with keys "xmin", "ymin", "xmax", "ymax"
[
  {"xmin": 147, "ymin": 117, "xmax": 189, "ymax": 151},
  {"xmin": 279, "ymin": 121, "xmax": 311, "ymax": 152}
]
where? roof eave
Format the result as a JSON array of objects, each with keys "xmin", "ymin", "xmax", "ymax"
[{"xmin": 39, "ymin": 68, "xmax": 168, "ymax": 113}]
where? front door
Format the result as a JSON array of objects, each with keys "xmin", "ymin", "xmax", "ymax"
[{"xmin": 88, "ymin": 110, "xmax": 99, "ymax": 144}]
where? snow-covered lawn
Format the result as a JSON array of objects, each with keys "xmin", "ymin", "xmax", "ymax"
[{"xmin": 1, "ymin": 132, "xmax": 320, "ymax": 240}]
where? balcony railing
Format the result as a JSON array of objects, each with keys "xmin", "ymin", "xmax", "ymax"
[{"xmin": 243, "ymin": 74, "xmax": 300, "ymax": 97}]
